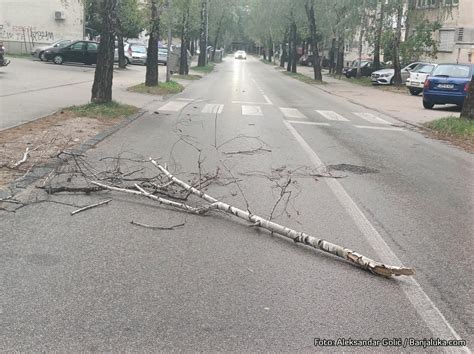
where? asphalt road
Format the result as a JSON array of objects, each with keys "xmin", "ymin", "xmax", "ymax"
[
  {"xmin": 1, "ymin": 56, "xmax": 472, "ymax": 352},
  {"xmin": 0, "ymin": 58, "xmax": 167, "ymax": 131}
]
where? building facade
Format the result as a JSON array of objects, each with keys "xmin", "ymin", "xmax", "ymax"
[
  {"xmin": 0, "ymin": 0, "xmax": 84, "ymax": 54},
  {"xmin": 412, "ymin": 0, "xmax": 473, "ymax": 63}
]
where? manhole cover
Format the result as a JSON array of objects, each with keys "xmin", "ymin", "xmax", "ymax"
[{"xmin": 328, "ymin": 164, "xmax": 379, "ymax": 175}]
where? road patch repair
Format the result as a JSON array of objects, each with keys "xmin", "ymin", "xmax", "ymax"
[{"xmin": 0, "ymin": 101, "xmax": 139, "ymax": 194}]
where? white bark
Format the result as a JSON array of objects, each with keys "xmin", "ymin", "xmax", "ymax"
[
  {"xmin": 13, "ymin": 147, "xmax": 30, "ymax": 168},
  {"xmin": 71, "ymin": 199, "xmax": 112, "ymax": 215},
  {"xmin": 150, "ymin": 158, "xmax": 415, "ymax": 278}
]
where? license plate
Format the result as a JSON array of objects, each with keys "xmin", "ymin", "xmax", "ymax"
[{"xmin": 438, "ymin": 84, "xmax": 454, "ymax": 89}]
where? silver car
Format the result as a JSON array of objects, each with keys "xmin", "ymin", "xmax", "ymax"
[
  {"xmin": 158, "ymin": 47, "xmax": 168, "ymax": 65},
  {"xmin": 31, "ymin": 39, "xmax": 73, "ymax": 61},
  {"xmin": 115, "ymin": 43, "xmax": 147, "ymax": 65}
]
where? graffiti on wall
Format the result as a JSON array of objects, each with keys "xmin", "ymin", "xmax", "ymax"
[{"xmin": 0, "ymin": 24, "xmax": 55, "ymax": 43}]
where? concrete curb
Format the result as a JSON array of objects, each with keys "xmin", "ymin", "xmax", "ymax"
[{"xmin": 0, "ymin": 109, "xmax": 147, "ymax": 199}]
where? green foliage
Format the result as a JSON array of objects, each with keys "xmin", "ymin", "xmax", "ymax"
[
  {"xmin": 66, "ymin": 101, "xmax": 138, "ymax": 118},
  {"xmin": 128, "ymin": 81, "xmax": 184, "ymax": 95},
  {"xmin": 191, "ymin": 63, "xmax": 215, "ymax": 73},
  {"xmin": 424, "ymin": 117, "xmax": 474, "ymax": 139},
  {"xmin": 401, "ymin": 20, "xmax": 442, "ymax": 62}
]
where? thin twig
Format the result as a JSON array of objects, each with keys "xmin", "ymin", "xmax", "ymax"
[
  {"xmin": 71, "ymin": 199, "xmax": 112, "ymax": 215},
  {"xmin": 130, "ymin": 220, "xmax": 185, "ymax": 230}
]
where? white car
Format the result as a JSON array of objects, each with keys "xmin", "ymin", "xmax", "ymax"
[
  {"xmin": 234, "ymin": 50, "xmax": 247, "ymax": 60},
  {"xmin": 371, "ymin": 62, "xmax": 422, "ymax": 85},
  {"xmin": 405, "ymin": 63, "xmax": 437, "ymax": 95}
]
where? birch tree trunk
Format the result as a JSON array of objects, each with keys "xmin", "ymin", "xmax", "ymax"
[
  {"xmin": 392, "ymin": 1, "xmax": 403, "ymax": 87},
  {"xmin": 145, "ymin": 0, "xmax": 159, "ymax": 87},
  {"xmin": 286, "ymin": 25, "xmax": 292, "ymax": 72},
  {"xmin": 91, "ymin": 0, "xmax": 118, "ymax": 103}
]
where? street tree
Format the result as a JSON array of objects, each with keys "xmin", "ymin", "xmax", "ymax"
[
  {"xmin": 461, "ymin": 78, "xmax": 474, "ymax": 120},
  {"xmin": 145, "ymin": 0, "xmax": 161, "ymax": 87},
  {"xmin": 197, "ymin": 0, "xmax": 208, "ymax": 67},
  {"xmin": 304, "ymin": 0, "xmax": 322, "ymax": 80},
  {"xmin": 91, "ymin": 0, "xmax": 119, "ymax": 104}
]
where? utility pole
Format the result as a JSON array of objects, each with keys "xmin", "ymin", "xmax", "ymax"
[{"xmin": 166, "ymin": 0, "xmax": 172, "ymax": 82}]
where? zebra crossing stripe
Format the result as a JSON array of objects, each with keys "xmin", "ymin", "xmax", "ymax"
[
  {"xmin": 202, "ymin": 104, "xmax": 224, "ymax": 114},
  {"xmin": 287, "ymin": 121, "xmax": 330, "ymax": 126},
  {"xmin": 355, "ymin": 125, "xmax": 403, "ymax": 131},
  {"xmin": 242, "ymin": 105, "xmax": 263, "ymax": 116},
  {"xmin": 353, "ymin": 112, "xmax": 391, "ymax": 125},
  {"xmin": 315, "ymin": 110, "xmax": 349, "ymax": 121},
  {"xmin": 158, "ymin": 101, "xmax": 189, "ymax": 111},
  {"xmin": 279, "ymin": 107, "xmax": 306, "ymax": 119}
]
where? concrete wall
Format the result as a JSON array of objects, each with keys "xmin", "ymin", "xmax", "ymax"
[{"xmin": 0, "ymin": 0, "xmax": 84, "ymax": 54}]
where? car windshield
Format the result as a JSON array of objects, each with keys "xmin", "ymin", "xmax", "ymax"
[
  {"xmin": 413, "ymin": 64, "xmax": 434, "ymax": 74},
  {"xmin": 432, "ymin": 65, "xmax": 470, "ymax": 78},
  {"xmin": 158, "ymin": 48, "xmax": 168, "ymax": 53},
  {"xmin": 56, "ymin": 40, "xmax": 71, "ymax": 47},
  {"xmin": 132, "ymin": 45, "xmax": 147, "ymax": 53}
]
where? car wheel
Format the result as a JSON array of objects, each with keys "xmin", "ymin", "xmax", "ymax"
[
  {"xmin": 53, "ymin": 55, "xmax": 64, "ymax": 65},
  {"xmin": 39, "ymin": 51, "xmax": 45, "ymax": 61},
  {"xmin": 409, "ymin": 88, "xmax": 421, "ymax": 96},
  {"xmin": 423, "ymin": 100, "xmax": 434, "ymax": 109}
]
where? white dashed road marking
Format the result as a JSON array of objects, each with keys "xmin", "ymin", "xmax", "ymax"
[
  {"xmin": 353, "ymin": 112, "xmax": 391, "ymax": 125},
  {"xmin": 158, "ymin": 100, "xmax": 189, "ymax": 112},
  {"xmin": 355, "ymin": 125, "xmax": 403, "ymax": 131},
  {"xmin": 316, "ymin": 110, "xmax": 349, "ymax": 121},
  {"xmin": 279, "ymin": 107, "xmax": 306, "ymax": 119},
  {"xmin": 263, "ymin": 95, "xmax": 273, "ymax": 105},
  {"xmin": 287, "ymin": 121, "xmax": 330, "ymax": 126},
  {"xmin": 202, "ymin": 103, "xmax": 224, "ymax": 114},
  {"xmin": 242, "ymin": 105, "xmax": 263, "ymax": 116}
]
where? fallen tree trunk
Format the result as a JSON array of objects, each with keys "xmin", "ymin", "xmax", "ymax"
[{"xmin": 149, "ymin": 158, "xmax": 414, "ymax": 278}]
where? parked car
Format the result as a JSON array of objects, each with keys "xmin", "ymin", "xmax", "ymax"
[
  {"xmin": 299, "ymin": 54, "xmax": 315, "ymax": 66},
  {"xmin": 158, "ymin": 47, "xmax": 168, "ymax": 65},
  {"xmin": 343, "ymin": 60, "xmax": 375, "ymax": 78},
  {"xmin": 114, "ymin": 43, "xmax": 147, "ymax": 65},
  {"xmin": 405, "ymin": 63, "xmax": 437, "ymax": 95},
  {"xmin": 44, "ymin": 40, "xmax": 98, "ymax": 65},
  {"xmin": 422, "ymin": 63, "xmax": 474, "ymax": 109},
  {"xmin": 0, "ymin": 41, "xmax": 10, "ymax": 67},
  {"xmin": 31, "ymin": 39, "xmax": 73, "ymax": 61},
  {"xmin": 371, "ymin": 62, "xmax": 422, "ymax": 85},
  {"xmin": 234, "ymin": 50, "xmax": 247, "ymax": 60}
]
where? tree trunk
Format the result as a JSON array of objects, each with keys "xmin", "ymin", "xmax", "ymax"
[
  {"xmin": 392, "ymin": 1, "xmax": 403, "ymax": 87},
  {"xmin": 190, "ymin": 39, "xmax": 195, "ymax": 56},
  {"xmin": 280, "ymin": 42, "xmax": 287, "ymax": 67},
  {"xmin": 356, "ymin": 0, "xmax": 366, "ymax": 79},
  {"xmin": 461, "ymin": 77, "xmax": 474, "ymax": 120},
  {"xmin": 117, "ymin": 33, "xmax": 126, "ymax": 69},
  {"xmin": 198, "ymin": 0, "xmax": 207, "ymax": 67},
  {"xmin": 329, "ymin": 37, "xmax": 336, "ymax": 73},
  {"xmin": 304, "ymin": 0, "xmax": 322, "ymax": 81},
  {"xmin": 373, "ymin": 0, "xmax": 384, "ymax": 71},
  {"xmin": 211, "ymin": 13, "xmax": 225, "ymax": 62},
  {"xmin": 287, "ymin": 26, "xmax": 292, "ymax": 72},
  {"xmin": 291, "ymin": 20, "xmax": 297, "ymax": 73},
  {"xmin": 145, "ymin": 0, "xmax": 159, "ymax": 87},
  {"xmin": 91, "ymin": 0, "xmax": 118, "ymax": 104},
  {"xmin": 179, "ymin": 7, "xmax": 189, "ymax": 75},
  {"xmin": 335, "ymin": 33, "xmax": 344, "ymax": 76}
]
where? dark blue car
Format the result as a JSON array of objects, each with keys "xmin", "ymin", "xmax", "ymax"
[{"xmin": 422, "ymin": 63, "xmax": 474, "ymax": 109}]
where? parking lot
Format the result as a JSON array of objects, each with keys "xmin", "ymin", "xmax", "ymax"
[{"xmin": 0, "ymin": 57, "xmax": 167, "ymax": 131}]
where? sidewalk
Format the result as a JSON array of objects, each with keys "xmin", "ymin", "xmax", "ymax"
[{"xmin": 297, "ymin": 66, "xmax": 460, "ymax": 126}]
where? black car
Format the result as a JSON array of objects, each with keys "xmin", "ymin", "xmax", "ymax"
[
  {"xmin": 343, "ymin": 60, "xmax": 375, "ymax": 78},
  {"xmin": 44, "ymin": 40, "xmax": 99, "ymax": 65}
]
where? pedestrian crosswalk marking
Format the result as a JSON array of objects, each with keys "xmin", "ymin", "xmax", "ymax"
[
  {"xmin": 315, "ymin": 110, "xmax": 349, "ymax": 121},
  {"xmin": 176, "ymin": 98, "xmax": 195, "ymax": 101},
  {"xmin": 355, "ymin": 125, "xmax": 403, "ymax": 131},
  {"xmin": 287, "ymin": 121, "xmax": 330, "ymax": 126},
  {"xmin": 202, "ymin": 103, "xmax": 224, "ymax": 114},
  {"xmin": 353, "ymin": 112, "xmax": 391, "ymax": 125},
  {"xmin": 158, "ymin": 101, "xmax": 189, "ymax": 111},
  {"xmin": 242, "ymin": 105, "xmax": 263, "ymax": 116},
  {"xmin": 279, "ymin": 107, "xmax": 306, "ymax": 119}
]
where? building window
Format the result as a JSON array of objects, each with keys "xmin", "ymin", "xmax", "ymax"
[
  {"xmin": 416, "ymin": 0, "xmax": 436, "ymax": 8},
  {"xmin": 444, "ymin": 0, "xmax": 459, "ymax": 6},
  {"xmin": 439, "ymin": 29, "xmax": 455, "ymax": 52}
]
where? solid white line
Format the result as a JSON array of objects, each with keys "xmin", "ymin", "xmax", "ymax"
[
  {"xmin": 282, "ymin": 119, "xmax": 470, "ymax": 352},
  {"xmin": 175, "ymin": 98, "xmax": 195, "ymax": 101},
  {"xmin": 353, "ymin": 112, "xmax": 391, "ymax": 125},
  {"xmin": 316, "ymin": 110, "xmax": 349, "ymax": 121},
  {"xmin": 202, "ymin": 103, "xmax": 224, "ymax": 114},
  {"xmin": 242, "ymin": 105, "xmax": 263, "ymax": 116},
  {"xmin": 158, "ymin": 101, "xmax": 189, "ymax": 111},
  {"xmin": 279, "ymin": 107, "xmax": 307, "ymax": 119},
  {"xmin": 263, "ymin": 94, "xmax": 273, "ymax": 105},
  {"xmin": 287, "ymin": 120, "xmax": 330, "ymax": 126},
  {"xmin": 355, "ymin": 125, "xmax": 403, "ymax": 131}
]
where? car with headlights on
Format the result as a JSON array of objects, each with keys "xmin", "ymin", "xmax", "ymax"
[
  {"xmin": 371, "ymin": 62, "xmax": 422, "ymax": 85},
  {"xmin": 234, "ymin": 50, "xmax": 247, "ymax": 60},
  {"xmin": 422, "ymin": 63, "xmax": 474, "ymax": 109},
  {"xmin": 405, "ymin": 63, "xmax": 436, "ymax": 95}
]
